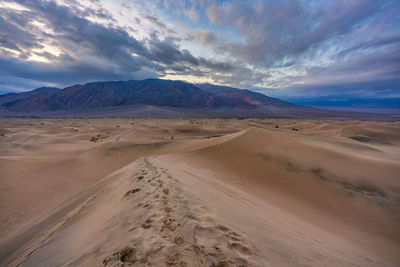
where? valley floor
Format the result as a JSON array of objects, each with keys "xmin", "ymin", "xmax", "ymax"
[{"xmin": 0, "ymin": 118, "xmax": 399, "ymax": 266}]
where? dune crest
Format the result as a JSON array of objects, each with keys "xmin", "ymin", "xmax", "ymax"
[{"xmin": 10, "ymin": 157, "xmax": 265, "ymax": 266}]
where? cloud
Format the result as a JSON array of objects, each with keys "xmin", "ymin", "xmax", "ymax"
[
  {"xmin": 195, "ymin": 30, "xmax": 217, "ymax": 45},
  {"xmin": 142, "ymin": 15, "xmax": 167, "ymax": 29},
  {"xmin": 0, "ymin": 0, "xmax": 240, "ymax": 90},
  {"xmin": 202, "ymin": 0, "xmax": 400, "ymax": 97},
  {"xmin": 0, "ymin": 0, "xmax": 399, "ymax": 99},
  {"xmin": 183, "ymin": 6, "xmax": 199, "ymax": 22},
  {"xmin": 0, "ymin": 9, "xmax": 42, "ymax": 53},
  {"xmin": 0, "ymin": 56, "xmax": 156, "ymax": 86},
  {"xmin": 206, "ymin": 0, "xmax": 382, "ymax": 67},
  {"xmin": 161, "ymin": 0, "xmax": 204, "ymax": 21}
]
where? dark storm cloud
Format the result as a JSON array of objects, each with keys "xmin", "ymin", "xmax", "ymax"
[
  {"xmin": 206, "ymin": 0, "xmax": 382, "ymax": 67},
  {"xmin": 14, "ymin": 0, "xmax": 152, "ymax": 71},
  {"xmin": 0, "ymin": 0, "xmax": 238, "ymax": 91},
  {"xmin": 0, "ymin": 9, "xmax": 42, "ymax": 52},
  {"xmin": 203, "ymin": 0, "xmax": 400, "ymax": 97},
  {"xmin": 0, "ymin": 57, "xmax": 152, "ymax": 86}
]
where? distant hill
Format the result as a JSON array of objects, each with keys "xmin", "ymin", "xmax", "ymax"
[
  {"xmin": 0, "ymin": 79, "xmax": 294, "ymax": 113},
  {"xmin": 291, "ymin": 98, "xmax": 400, "ymax": 110}
]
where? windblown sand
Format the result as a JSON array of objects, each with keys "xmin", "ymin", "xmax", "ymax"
[{"xmin": 0, "ymin": 118, "xmax": 399, "ymax": 266}]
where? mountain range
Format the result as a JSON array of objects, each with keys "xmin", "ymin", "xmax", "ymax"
[
  {"xmin": 0, "ymin": 79, "xmax": 398, "ymax": 120},
  {"xmin": 0, "ymin": 79, "xmax": 294, "ymax": 113}
]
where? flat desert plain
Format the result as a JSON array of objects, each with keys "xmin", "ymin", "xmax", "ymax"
[{"xmin": 0, "ymin": 118, "xmax": 399, "ymax": 266}]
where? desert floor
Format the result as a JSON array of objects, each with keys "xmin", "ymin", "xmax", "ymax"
[{"xmin": 0, "ymin": 118, "xmax": 399, "ymax": 266}]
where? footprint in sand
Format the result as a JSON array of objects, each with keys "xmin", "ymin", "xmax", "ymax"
[
  {"xmin": 124, "ymin": 188, "xmax": 141, "ymax": 197},
  {"xmin": 162, "ymin": 217, "xmax": 178, "ymax": 232},
  {"xmin": 166, "ymin": 246, "xmax": 187, "ymax": 266},
  {"xmin": 142, "ymin": 216, "xmax": 154, "ymax": 229},
  {"xmin": 174, "ymin": 236, "xmax": 184, "ymax": 246},
  {"xmin": 193, "ymin": 224, "xmax": 253, "ymax": 265},
  {"xmin": 164, "ymin": 206, "xmax": 172, "ymax": 213},
  {"xmin": 230, "ymin": 242, "xmax": 252, "ymax": 256},
  {"xmin": 142, "ymin": 223, "xmax": 152, "ymax": 229},
  {"xmin": 216, "ymin": 225, "xmax": 229, "ymax": 232},
  {"xmin": 103, "ymin": 246, "xmax": 137, "ymax": 266}
]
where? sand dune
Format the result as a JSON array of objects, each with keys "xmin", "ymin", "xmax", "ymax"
[{"xmin": 0, "ymin": 118, "xmax": 399, "ymax": 266}]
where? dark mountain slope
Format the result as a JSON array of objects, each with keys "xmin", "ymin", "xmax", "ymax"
[
  {"xmin": 197, "ymin": 83, "xmax": 295, "ymax": 108},
  {"xmin": 0, "ymin": 87, "xmax": 59, "ymax": 106}
]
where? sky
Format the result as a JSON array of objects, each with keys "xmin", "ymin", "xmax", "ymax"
[{"xmin": 0, "ymin": 0, "xmax": 399, "ymax": 100}]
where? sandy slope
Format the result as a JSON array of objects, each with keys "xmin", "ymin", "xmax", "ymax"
[{"xmin": 0, "ymin": 118, "xmax": 399, "ymax": 266}]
